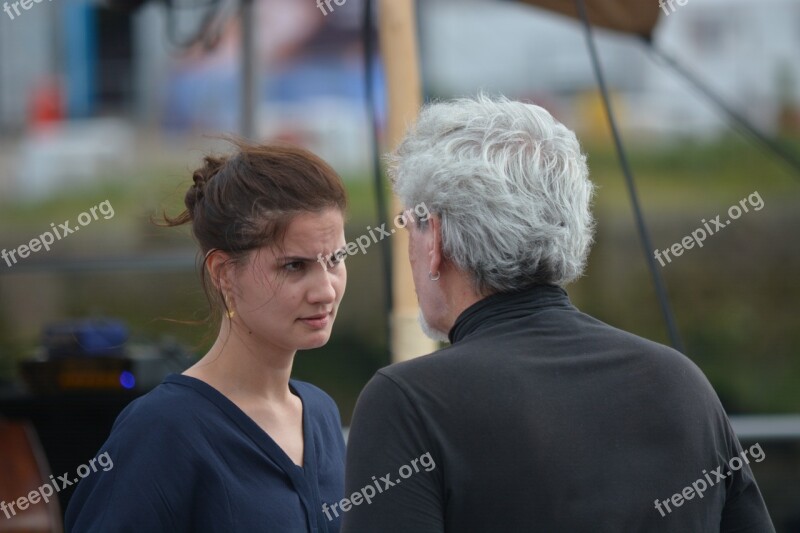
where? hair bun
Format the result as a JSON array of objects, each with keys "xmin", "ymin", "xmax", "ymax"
[
  {"xmin": 186, "ymin": 155, "xmax": 226, "ymax": 215},
  {"xmin": 190, "ymin": 169, "xmax": 208, "ymax": 201}
]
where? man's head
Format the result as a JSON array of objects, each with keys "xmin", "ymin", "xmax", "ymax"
[{"xmin": 389, "ymin": 94, "xmax": 596, "ymax": 340}]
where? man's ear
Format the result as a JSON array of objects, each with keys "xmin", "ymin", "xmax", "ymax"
[{"xmin": 428, "ymin": 214, "xmax": 443, "ymax": 277}]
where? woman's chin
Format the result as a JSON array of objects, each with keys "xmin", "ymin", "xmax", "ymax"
[{"xmin": 296, "ymin": 331, "xmax": 332, "ymax": 351}]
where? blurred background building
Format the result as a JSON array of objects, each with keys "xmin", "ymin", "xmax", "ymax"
[{"xmin": 2, "ymin": 0, "xmax": 798, "ymax": 190}]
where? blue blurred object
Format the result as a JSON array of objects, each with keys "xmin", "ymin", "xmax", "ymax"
[
  {"xmin": 43, "ymin": 319, "xmax": 129, "ymax": 358},
  {"xmin": 63, "ymin": 0, "xmax": 96, "ymax": 119},
  {"xmin": 119, "ymin": 371, "xmax": 136, "ymax": 390}
]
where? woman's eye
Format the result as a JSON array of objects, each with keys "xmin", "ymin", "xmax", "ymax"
[
  {"xmin": 284, "ymin": 261, "xmax": 305, "ymax": 272},
  {"xmin": 330, "ymin": 248, "xmax": 347, "ymax": 265}
]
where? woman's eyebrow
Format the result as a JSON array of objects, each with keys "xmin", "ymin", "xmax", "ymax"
[
  {"xmin": 277, "ymin": 255, "xmax": 316, "ymax": 263},
  {"xmin": 279, "ymin": 244, "xmax": 348, "ymax": 262}
]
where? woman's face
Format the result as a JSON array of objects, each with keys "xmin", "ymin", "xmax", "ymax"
[{"xmin": 228, "ymin": 208, "xmax": 347, "ymax": 354}]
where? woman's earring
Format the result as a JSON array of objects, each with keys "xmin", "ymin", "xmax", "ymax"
[
  {"xmin": 225, "ymin": 295, "xmax": 236, "ymax": 319},
  {"xmin": 429, "ymin": 271, "xmax": 440, "ymax": 281}
]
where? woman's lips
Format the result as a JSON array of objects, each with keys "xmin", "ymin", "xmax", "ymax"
[{"xmin": 299, "ymin": 312, "xmax": 331, "ymax": 329}]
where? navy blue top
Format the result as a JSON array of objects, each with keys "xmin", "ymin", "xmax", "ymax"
[{"xmin": 65, "ymin": 374, "xmax": 345, "ymax": 532}]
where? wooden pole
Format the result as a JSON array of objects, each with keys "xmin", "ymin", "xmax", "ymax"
[
  {"xmin": 378, "ymin": 0, "xmax": 437, "ymax": 362},
  {"xmin": 240, "ymin": 0, "xmax": 257, "ymax": 139}
]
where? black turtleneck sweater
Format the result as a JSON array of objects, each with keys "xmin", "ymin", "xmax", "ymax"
[{"xmin": 341, "ymin": 285, "xmax": 773, "ymax": 532}]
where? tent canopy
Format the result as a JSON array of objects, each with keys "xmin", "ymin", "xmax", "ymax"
[{"xmin": 518, "ymin": 0, "xmax": 660, "ymax": 38}]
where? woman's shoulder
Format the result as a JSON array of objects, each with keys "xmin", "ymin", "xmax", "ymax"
[
  {"xmin": 290, "ymin": 378, "xmax": 334, "ymax": 402},
  {"xmin": 112, "ymin": 374, "xmax": 210, "ymax": 432},
  {"xmin": 289, "ymin": 379, "xmax": 341, "ymax": 421},
  {"xmin": 64, "ymin": 376, "xmax": 225, "ymax": 532}
]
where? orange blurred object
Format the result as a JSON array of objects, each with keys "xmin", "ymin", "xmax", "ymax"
[{"xmin": 28, "ymin": 78, "xmax": 64, "ymax": 132}]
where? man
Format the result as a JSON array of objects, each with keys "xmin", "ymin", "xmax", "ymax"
[{"xmin": 342, "ymin": 94, "xmax": 774, "ymax": 532}]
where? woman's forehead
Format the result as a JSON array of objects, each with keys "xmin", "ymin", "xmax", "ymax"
[
  {"xmin": 262, "ymin": 209, "xmax": 345, "ymax": 258},
  {"xmin": 285, "ymin": 209, "xmax": 343, "ymax": 238}
]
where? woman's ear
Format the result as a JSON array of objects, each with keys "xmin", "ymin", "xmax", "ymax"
[{"xmin": 206, "ymin": 250, "xmax": 234, "ymax": 295}]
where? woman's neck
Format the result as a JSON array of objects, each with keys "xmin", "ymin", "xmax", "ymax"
[{"xmin": 184, "ymin": 321, "xmax": 297, "ymax": 404}]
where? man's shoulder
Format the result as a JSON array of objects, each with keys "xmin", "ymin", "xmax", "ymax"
[
  {"xmin": 375, "ymin": 317, "xmax": 712, "ymax": 396},
  {"xmin": 592, "ymin": 317, "xmax": 710, "ymax": 377},
  {"xmin": 375, "ymin": 344, "xmax": 461, "ymax": 383}
]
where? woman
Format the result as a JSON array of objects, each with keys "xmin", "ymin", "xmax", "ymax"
[{"xmin": 66, "ymin": 141, "xmax": 349, "ymax": 532}]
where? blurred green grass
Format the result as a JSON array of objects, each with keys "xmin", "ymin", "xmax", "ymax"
[{"xmin": 0, "ymin": 135, "xmax": 798, "ymax": 417}]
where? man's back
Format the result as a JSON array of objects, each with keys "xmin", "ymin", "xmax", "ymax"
[{"xmin": 342, "ymin": 285, "xmax": 773, "ymax": 532}]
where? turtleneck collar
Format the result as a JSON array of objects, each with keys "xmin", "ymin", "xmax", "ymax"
[{"xmin": 448, "ymin": 284, "xmax": 572, "ymax": 344}]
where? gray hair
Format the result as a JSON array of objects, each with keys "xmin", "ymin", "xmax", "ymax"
[{"xmin": 388, "ymin": 94, "xmax": 596, "ymax": 294}]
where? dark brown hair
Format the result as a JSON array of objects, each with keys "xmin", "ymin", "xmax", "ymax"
[{"xmin": 161, "ymin": 138, "xmax": 347, "ymax": 322}]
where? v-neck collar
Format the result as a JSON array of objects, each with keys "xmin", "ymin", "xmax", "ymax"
[{"xmin": 163, "ymin": 374, "xmax": 322, "ymax": 531}]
